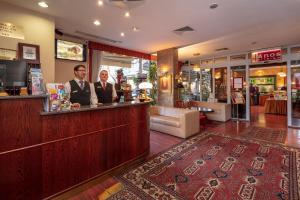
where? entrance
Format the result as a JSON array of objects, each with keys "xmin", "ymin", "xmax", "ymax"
[{"xmin": 249, "ymin": 63, "xmax": 287, "ymax": 126}]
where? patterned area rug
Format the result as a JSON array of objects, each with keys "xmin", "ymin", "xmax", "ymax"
[
  {"xmin": 108, "ymin": 132, "xmax": 300, "ymax": 200},
  {"xmin": 241, "ymin": 126, "xmax": 287, "ymax": 144}
]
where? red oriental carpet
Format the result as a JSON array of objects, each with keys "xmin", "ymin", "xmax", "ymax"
[
  {"xmin": 240, "ymin": 126, "xmax": 287, "ymax": 144},
  {"xmin": 108, "ymin": 133, "xmax": 300, "ymax": 200}
]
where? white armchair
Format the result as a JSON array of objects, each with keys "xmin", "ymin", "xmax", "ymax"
[{"xmin": 149, "ymin": 106, "xmax": 200, "ymax": 138}]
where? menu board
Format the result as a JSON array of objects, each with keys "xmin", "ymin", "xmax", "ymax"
[
  {"xmin": 56, "ymin": 39, "xmax": 86, "ymax": 61},
  {"xmin": 231, "ymin": 91, "xmax": 245, "ymax": 104},
  {"xmin": 233, "ymin": 77, "xmax": 243, "ymax": 89}
]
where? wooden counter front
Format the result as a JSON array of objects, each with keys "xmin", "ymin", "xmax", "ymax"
[{"xmin": 0, "ymin": 97, "xmax": 150, "ymax": 200}]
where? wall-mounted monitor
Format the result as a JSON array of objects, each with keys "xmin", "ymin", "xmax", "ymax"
[{"xmin": 55, "ymin": 39, "xmax": 87, "ymax": 62}]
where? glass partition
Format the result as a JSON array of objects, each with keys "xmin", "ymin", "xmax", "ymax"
[
  {"xmin": 200, "ymin": 68, "xmax": 212, "ymax": 101},
  {"xmin": 214, "ymin": 67, "xmax": 227, "ymax": 103},
  {"xmin": 291, "ymin": 64, "xmax": 300, "ymax": 127},
  {"xmin": 231, "ymin": 66, "xmax": 247, "ymax": 119}
]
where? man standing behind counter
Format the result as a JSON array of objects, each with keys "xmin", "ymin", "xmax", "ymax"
[
  {"xmin": 94, "ymin": 70, "xmax": 117, "ymax": 103},
  {"xmin": 64, "ymin": 65, "xmax": 98, "ymax": 107}
]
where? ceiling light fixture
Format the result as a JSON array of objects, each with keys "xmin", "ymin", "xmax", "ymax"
[
  {"xmin": 209, "ymin": 3, "xmax": 218, "ymax": 9},
  {"xmin": 133, "ymin": 26, "xmax": 139, "ymax": 32},
  {"xmin": 93, "ymin": 20, "xmax": 101, "ymax": 26},
  {"xmin": 120, "ymin": 32, "xmax": 125, "ymax": 37},
  {"xmin": 38, "ymin": 1, "xmax": 48, "ymax": 8},
  {"xmin": 98, "ymin": 0, "xmax": 103, "ymax": 6},
  {"xmin": 125, "ymin": 11, "xmax": 130, "ymax": 18}
]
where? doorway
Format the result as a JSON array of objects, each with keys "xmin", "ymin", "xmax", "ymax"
[{"xmin": 249, "ymin": 63, "xmax": 287, "ymax": 127}]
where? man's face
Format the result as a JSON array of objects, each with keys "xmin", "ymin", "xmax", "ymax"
[
  {"xmin": 100, "ymin": 70, "xmax": 108, "ymax": 82},
  {"xmin": 74, "ymin": 66, "xmax": 86, "ymax": 80}
]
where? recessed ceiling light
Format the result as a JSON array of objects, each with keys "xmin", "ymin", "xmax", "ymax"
[
  {"xmin": 93, "ymin": 20, "xmax": 101, "ymax": 26},
  {"xmin": 121, "ymin": 32, "xmax": 125, "ymax": 37},
  {"xmin": 133, "ymin": 26, "xmax": 139, "ymax": 32},
  {"xmin": 98, "ymin": 0, "xmax": 103, "ymax": 6},
  {"xmin": 209, "ymin": 3, "xmax": 218, "ymax": 9},
  {"xmin": 38, "ymin": 1, "xmax": 48, "ymax": 8},
  {"xmin": 125, "ymin": 11, "xmax": 130, "ymax": 18}
]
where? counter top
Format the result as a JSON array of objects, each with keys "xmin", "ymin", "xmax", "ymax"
[
  {"xmin": 0, "ymin": 94, "xmax": 47, "ymax": 100},
  {"xmin": 41, "ymin": 101, "xmax": 151, "ymax": 116}
]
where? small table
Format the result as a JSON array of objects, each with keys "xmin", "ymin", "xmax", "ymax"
[
  {"xmin": 264, "ymin": 99, "xmax": 287, "ymax": 115},
  {"xmin": 190, "ymin": 107, "xmax": 214, "ymax": 129},
  {"xmin": 190, "ymin": 106, "xmax": 214, "ymax": 113}
]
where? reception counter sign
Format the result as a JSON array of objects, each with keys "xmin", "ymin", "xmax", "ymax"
[
  {"xmin": 251, "ymin": 49, "xmax": 281, "ymax": 63},
  {"xmin": 0, "ymin": 22, "xmax": 24, "ymax": 40}
]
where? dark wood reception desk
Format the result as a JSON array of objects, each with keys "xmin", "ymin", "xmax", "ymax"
[{"xmin": 0, "ymin": 96, "xmax": 150, "ymax": 200}]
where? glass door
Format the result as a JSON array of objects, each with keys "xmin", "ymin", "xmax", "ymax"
[
  {"xmin": 214, "ymin": 67, "xmax": 227, "ymax": 103},
  {"xmin": 291, "ymin": 64, "xmax": 300, "ymax": 127},
  {"xmin": 231, "ymin": 66, "xmax": 247, "ymax": 120}
]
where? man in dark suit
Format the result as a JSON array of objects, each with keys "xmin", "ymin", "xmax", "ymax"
[
  {"xmin": 94, "ymin": 70, "xmax": 117, "ymax": 104},
  {"xmin": 64, "ymin": 65, "xmax": 97, "ymax": 107}
]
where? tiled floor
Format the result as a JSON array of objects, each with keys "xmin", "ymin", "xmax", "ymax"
[{"xmin": 55, "ymin": 106, "xmax": 300, "ymax": 200}]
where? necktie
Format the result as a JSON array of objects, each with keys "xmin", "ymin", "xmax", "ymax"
[
  {"xmin": 80, "ymin": 80, "xmax": 84, "ymax": 90},
  {"xmin": 103, "ymin": 82, "xmax": 106, "ymax": 90}
]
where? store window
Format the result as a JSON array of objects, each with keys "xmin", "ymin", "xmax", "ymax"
[
  {"xmin": 200, "ymin": 68, "xmax": 212, "ymax": 101},
  {"xmin": 291, "ymin": 63, "xmax": 300, "ymax": 127},
  {"xmin": 97, "ymin": 52, "xmax": 150, "ymax": 97}
]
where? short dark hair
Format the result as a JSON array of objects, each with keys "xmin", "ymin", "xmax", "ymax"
[{"xmin": 74, "ymin": 65, "xmax": 86, "ymax": 72}]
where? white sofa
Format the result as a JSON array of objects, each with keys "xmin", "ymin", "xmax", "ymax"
[
  {"xmin": 149, "ymin": 106, "xmax": 200, "ymax": 138},
  {"xmin": 190, "ymin": 101, "xmax": 231, "ymax": 122}
]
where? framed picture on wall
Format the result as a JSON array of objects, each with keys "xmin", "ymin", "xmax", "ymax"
[
  {"xmin": 0, "ymin": 48, "xmax": 17, "ymax": 60},
  {"xmin": 159, "ymin": 74, "xmax": 172, "ymax": 93},
  {"xmin": 18, "ymin": 43, "xmax": 40, "ymax": 63}
]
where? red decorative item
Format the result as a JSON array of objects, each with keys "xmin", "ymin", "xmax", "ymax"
[{"xmin": 252, "ymin": 49, "xmax": 281, "ymax": 63}]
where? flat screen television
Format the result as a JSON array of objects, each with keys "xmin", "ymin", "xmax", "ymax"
[
  {"xmin": 55, "ymin": 39, "xmax": 87, "ymax": 62},
  {"xmin": 0, "ymin": 60, "xmax": 27, "ymax": 87}
]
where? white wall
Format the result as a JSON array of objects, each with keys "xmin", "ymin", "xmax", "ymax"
[{"xmin": 0, "ymin": 2, "xmax": 55, "ymax": 82}]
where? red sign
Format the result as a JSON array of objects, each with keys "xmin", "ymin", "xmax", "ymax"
[{"xmin": 251, "ymin": 49, "xmax": 282, "ymax": 63}]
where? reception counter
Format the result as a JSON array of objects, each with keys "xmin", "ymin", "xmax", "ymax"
[{"xmin": 0, "ymin": 96, "xmax": 150, "ymax": 199}]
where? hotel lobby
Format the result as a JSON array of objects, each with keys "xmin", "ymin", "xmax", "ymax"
[{"xmin": 1, "ymin": 0, "xmax": 300, "ymax": 199}]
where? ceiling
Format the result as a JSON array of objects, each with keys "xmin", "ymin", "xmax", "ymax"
[{"xmin": 2, "ymin": 0, "xmax": 300, "ymax": 60}]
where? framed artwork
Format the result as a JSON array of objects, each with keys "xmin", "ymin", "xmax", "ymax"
[
  {"xmin": 0, "ymin": 48, "xmax": 17, "ymax": 60},
  {"xmin": 18, "ymin": 43, "xmax": 40, "ymax": 63},
  {"xmin": 159, "ymin": 74, "xmax": 172, "ymax": 93}
]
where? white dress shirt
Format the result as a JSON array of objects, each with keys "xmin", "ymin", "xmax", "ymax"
[
  {"xmin": 96, "ymin": 81, "xmax": 118, "ymax": 99},
  {"xmin": 64, "ymin": 78, "xmax": 98, "ymax": 105}
]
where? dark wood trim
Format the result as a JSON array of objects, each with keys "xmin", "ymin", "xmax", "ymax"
[
  {"xmin": 18, "ymin": 43, "xmax": 40, "ymax": 64},
  {"xmin": 249, "ymin": 62, "xmax": 287, "ymax": 68},
  {"xmin": 44, "ymin": 150, "xmax": 149, "ymax": 200},
  {"xmin": 88, "ymin": 48, "xmax": 93, "ymax": 82}
]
